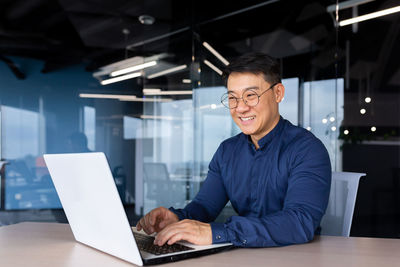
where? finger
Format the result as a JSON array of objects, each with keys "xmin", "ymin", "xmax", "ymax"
[
  {"xmin": 144, "ymin": 213, "xmax": 150, "ymax": 227},
  {"xmin": 158, "ymin": 220, "xmax": 166, "ymax": 229},
  {"xmin": 137, "ymin": 217, "xmax": 146, "ymax": 231},
  {"xmin": 149, "ymin": 208, "xmax": 163, "ymax": 225},
  {"xmin": 139, "ymin": 215, "xmax": 153, "ymax": 235},
  {"xmin": 143, "ymin": 224, "xmax": 153, "ymax": 235},
  {"xmin": 155, "ymin": 224, "xmax": 187, "ymax": 246},
  {"xmin": 136, "ymin": 221, "xmax": 142, "ymax": 231},
  {"xmin": 144, "ymin": 214, "xmax": 154, "ymax": 233},
  {"xmin": 167, "ymin": 232, "xmax": 188, "ymax": 245}
]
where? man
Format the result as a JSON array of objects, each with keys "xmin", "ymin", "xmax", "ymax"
[
  {"xmin": 67, "ymin": 132, "xmax": 92, "ymax": 153},
  {"xmin": 137, "ymin": 53, "xmax": 331, "ymax": 247}
]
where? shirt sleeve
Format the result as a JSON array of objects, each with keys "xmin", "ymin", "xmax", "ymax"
[
  {"xmin": 211, "ymin": 137, "xmax": 331, "ymax": 247},
  {"xmin": 170, "ymin": 143, "xmax": 229, "ymax": 225}
]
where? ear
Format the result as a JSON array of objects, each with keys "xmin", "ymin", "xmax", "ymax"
[{"xmin": 274, "ymin": 83, "xmax": 285, "ymax": 103}]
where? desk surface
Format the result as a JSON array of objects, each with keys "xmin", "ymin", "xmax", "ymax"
[{"xmin": 0, "ymin": 222, "xmax": 399, "ymax": 267}]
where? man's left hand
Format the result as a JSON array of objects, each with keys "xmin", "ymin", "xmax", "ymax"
[{"xmin": 154, "ymin": 219, "xmax": 212, "ymax": 246}]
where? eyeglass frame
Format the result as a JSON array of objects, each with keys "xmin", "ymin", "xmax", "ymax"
[{"xmin": 220, "ymin": 82, "xmax": 279, "ymax": 109}]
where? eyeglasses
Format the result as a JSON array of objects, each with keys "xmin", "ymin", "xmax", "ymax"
[{"xmin": 221, "ymin": 83, "xmax": 278, "ymax": 109}]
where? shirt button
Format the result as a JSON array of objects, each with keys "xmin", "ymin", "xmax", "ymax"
[{"xmin": 216, "ymin": 235, "xmax": 221, "ymax": 240}]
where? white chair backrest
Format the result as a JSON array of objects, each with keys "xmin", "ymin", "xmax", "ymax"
[{"xmin": 320, "ymin": 171, "xmax": 366, "ymax": 237}]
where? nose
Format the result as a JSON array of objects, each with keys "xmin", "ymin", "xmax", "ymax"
[{"xmin": 235, "ymin": 98, "xmax": 250, "ymax": 112}]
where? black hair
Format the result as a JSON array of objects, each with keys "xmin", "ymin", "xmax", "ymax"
[{"xmin": 222, "ymin": 52, "xmax": 281, "ymax": 85}]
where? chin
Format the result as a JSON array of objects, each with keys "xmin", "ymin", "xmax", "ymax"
[
  {"xmin": 239, "ymin": 128, "xmax": 255, "ymax": 136},
  {"xmin": 234, "ymin": 120, "xmax": 256, "ymax": 135}
]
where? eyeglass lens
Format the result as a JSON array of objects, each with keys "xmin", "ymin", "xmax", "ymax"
[{"xmin": 222, "ymin": 89, "xmax": 260, "ymax": 108}]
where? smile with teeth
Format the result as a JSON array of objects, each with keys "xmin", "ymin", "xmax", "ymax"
[{"xmin": 240, "ymin": 116, "xmax": 255, "ymax": 121}]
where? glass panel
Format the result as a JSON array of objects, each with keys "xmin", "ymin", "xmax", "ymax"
[
  {"xmin": 193, "ymin": 86, "xmax": 240, "ymax": 186},
  {"xmin": 303, "ymin": 79, "xmax": 344, "ymax": 170},
  {"xmin": 337, "ymin": 1, "xmax": 400, "ymax": 237},
  {"xmin": 2, "ymin": 105, "xmax": 60, "ymax": 209},
  {"xmin": 141, "ymin": 98, "xmax": 193, "ymax": 214},
  {"xmin": 84, "ymin": 106, "xmax": 96, "ymax": 151},
  {"xmin": 0, "ymin": 56, "xmax": 137, "ymax": 222},
  {"xmin": 137, "ymin": 26, "xmax": 193, "ymax": 214},
  {"xmin": 280, "ymin": 78, "xmax": 299, "ymax": 125},
  {"xmin": 0, "ymin": 110, "xmax": 3, "ymax": 210}
]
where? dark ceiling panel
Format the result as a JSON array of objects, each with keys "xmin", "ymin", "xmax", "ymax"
[{"xmin": 0, "ymin": 0, "xmax": 398, "ymax": 93}]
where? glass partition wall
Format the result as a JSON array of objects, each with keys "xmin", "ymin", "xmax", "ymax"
[{"xmin": 0, "ymin": 0, "xmax": 399, "ymax": 238}]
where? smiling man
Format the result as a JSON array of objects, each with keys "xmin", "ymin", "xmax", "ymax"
[{"xmin": 137, "ymin": 53, "xmax": 331, "ymax": 247}]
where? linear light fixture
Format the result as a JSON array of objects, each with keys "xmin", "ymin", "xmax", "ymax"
[
  {"xmin": 93, "ymin": 53, "xmax": 168, "ymax": 77},
  {"xmin": 140, "ymin": 115, "xmax": 184, "ymax": 120},
  {"xmin": 143, "ymin": 90, "xmax": 193, "ymax": 96},
  {"xmin": 202, "ymin": 42, "xmax": 229, "ymax": 66},
  {"xmin": 122, "ymin": 98, "xmax": 172, "ymax": 102},
  {"xmin": 110, "ymin": 61, "xmax": 157, "ymax": 77},
  {"xmin": 199, "ymin": 104, "xmax": 223, "ymax": 110},
  {"xmin": 79, "ymin": 93, "xmax": 135, "ymax": 100},
  {"xmin": 142, "ymin": 88, "xmax": 161, "ymax": 94},
  {"xmin": 147, "ymin": 64, "xmax": 187, "ymax": 79},
  {"xmin": 182, "ymin": 79, "xmax": 191, "ymax": 83},
  {"xmin": 79, "ymin": 93, "xmax": 171, "ymax": 102},
  {"xmin": 203, "ymin": 60, "xmax": 223, "ymax": 75},
  {"xmin": 100, "ymin": 71, "xmax": 142, "ymax": 85},
  {"xmin": 339, "ymin": 5, "xmax": 400, "ymax": 26}
]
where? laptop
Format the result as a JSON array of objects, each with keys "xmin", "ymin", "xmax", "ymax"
[{"xmin": 43, "ymin": 152, "xmax": 232, "ymax": 266}]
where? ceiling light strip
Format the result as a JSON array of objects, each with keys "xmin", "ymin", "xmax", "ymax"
[
  {"xmin": 147, "ymin": 64, "xmax": 188, "ymax": 79},
  {"xmin": 140, "ymin": 115, "xmax": 182, "ymax": 120},
  {"xmin": 79, "ymin": 93, "xmax": 136, "ymax": 100},
  {"xmin": 143, "ymin": 90, "xmax": 193, "ymax": 96},
  {"xmin": 142, "ymin": 88, "xmax": 161, "ymax": 94},
  {"xmin": 100, "ymin": 72, "xmax": 142, "ymax": 85},
  {"xmin": 202, "ymin": 42, "xmax": 229, "ymax": 65},
  {"xmin": 79, "ymin": 93, "xmax": 171, "ymax": 102},
  {"xmin": 339, "ymin": 5, "xmax": 400, "ymax": 26},
  {"xmin": 203, "ymin": 60, "xmax": 223, "ymax": 75},
  {"xmin": 121, "ymin": 98, "xmax": 172, "ymax": 102},
  {"xmin": 111, "ymin": 61, "xmax": 157, "ymax": 77}
]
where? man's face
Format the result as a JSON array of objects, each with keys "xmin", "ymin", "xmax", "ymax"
[{"xmin": 226, "ymin": 72, "xmax": 284, "ymax": 143}]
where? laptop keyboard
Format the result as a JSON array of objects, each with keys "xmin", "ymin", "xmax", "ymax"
[{"xmin": 133, "ymin": 232, "xmax": 194, "ymax": 255}]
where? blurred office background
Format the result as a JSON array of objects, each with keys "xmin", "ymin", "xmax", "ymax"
[{"xmin": 0, "ymin": 0, "xmax": 398, "ymax": 238}]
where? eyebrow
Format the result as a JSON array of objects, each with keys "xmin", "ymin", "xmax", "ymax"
[{"xmin": 227, "ymin": 86, "xmax": 259, "ymax": 94}]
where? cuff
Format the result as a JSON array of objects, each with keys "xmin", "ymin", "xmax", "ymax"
[{"xmin": 210, "ymin": 222, "xmax": 229, "ymax": 244}]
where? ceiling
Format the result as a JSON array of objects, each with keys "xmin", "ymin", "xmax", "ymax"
[{"xmin": 0, "ymin": 0, "xmax": 399, "ymax": 93}]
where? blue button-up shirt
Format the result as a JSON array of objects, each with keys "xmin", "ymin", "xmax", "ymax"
[{"xmin": 171, "ymin": 117, "xmax": 331, "ymax": 247}]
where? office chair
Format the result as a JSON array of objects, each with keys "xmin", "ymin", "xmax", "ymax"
[
  {"xmin": 320, "ymin": 171, "xmax": 366, "ymax": 237},
  {"xmin": 143, "ymin": 162, "xmax": 171, "ymax": 206}
]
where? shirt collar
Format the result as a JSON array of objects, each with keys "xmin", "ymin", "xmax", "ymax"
[{"xmin": 246, "ymin": 116, "xmax": 284, "ymax": 150}]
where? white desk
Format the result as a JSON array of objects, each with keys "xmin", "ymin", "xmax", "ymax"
[{"xmin": 0, "ymin": 222, "xmax": 399, "ymax": 267}]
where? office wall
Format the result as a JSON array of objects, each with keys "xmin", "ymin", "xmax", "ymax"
[{"xmin": 0, "ymin": 56, "xmax": 139, "ymax": 223}]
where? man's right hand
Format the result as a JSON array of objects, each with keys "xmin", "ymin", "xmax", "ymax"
[{"xmin": 136, "ymin": 207, "xmax": 179, "ymax": 235}]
